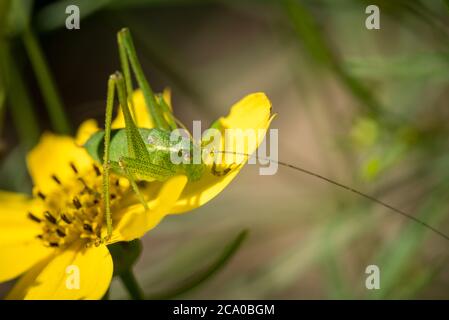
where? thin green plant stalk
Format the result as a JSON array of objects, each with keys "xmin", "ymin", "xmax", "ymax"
[
  {"xmin": 22, "ymin": 27, "xmax": 71, "ymax": 135},
  {"xmin": 322, "ymin": 217, "xmax": 352, "ymax": 299},
  {"xmin": 0, "ymin": 42, "xmax": 40, "ymax": 150},
  {"xmin": 283, "ymin": 0, "xmax": 381, "ymax": 116},
  {"xmin": 0, "ymin": 85, "xmax": 5, "ymax": 136},
  {"xmin": 120, "ymin": 269, "xmax": 144, "ymax": 300}
]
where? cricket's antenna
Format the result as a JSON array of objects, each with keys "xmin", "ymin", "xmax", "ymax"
[{"xmin": 216, "ymin": 151, "xmax": 449, "ymax": 243}]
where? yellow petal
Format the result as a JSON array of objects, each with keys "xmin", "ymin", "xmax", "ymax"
[
  {"xmin": 27, "ymin": 133, "xmax": 93, "ymax": 194},
  {"xmin": 7, "ymin": 242, "xmax": 113, "ymax": 300},
  {"xmin": 75, "ymin": 119, "xmax": 100, "ymax": 146},
  {"xmin": 172, "ymin": 92, "xmax": 274, "ymax": 213},
  {"xmin": 0, "ymin": 191, "xmax": 53, "ymax": 282},
  {"xmin": 219, "ymin": 92, "xmax": 272, "ymax": 130},
  {"xmin": 0, "ymin": 243, "xmax": 52, "ymax": 284},
  {"xmin": 109, "ymin": 175, "xmax": 187, "ymax": 242},
  {"xmin": 112, "ymin": 89, "xmax": 154, "ymax": 129}
]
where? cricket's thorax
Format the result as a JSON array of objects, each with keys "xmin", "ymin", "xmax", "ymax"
[{"xmin": 84, "ymin": 128, "xmax": 205, "ymax": 182}]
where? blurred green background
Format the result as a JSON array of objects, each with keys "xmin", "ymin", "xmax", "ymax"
[{"xmin": 1, "ymin": 0, "xmax": 449, "ymax": 299}]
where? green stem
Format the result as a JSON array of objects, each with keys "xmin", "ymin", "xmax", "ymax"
[
  {"xmin": 0, "ymin": 84, "xmax": 5, "ymax": 135},
  {"xmin": 22, "ymin": 27, "xmax": 71, "ymax": 135},
  {"xmin": 119, "ymin": 269, "xmax": 144, "ymax": 300},
  {"xmin": 283, "ymin": 0, "xmax": 381, "ymax": 116},
  {"xmin": 0, "ymin": 42, "xmax": 40, "ymax": 150}
]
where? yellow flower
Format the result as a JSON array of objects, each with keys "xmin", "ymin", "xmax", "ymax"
[
  {"xmin": 0, "ymin": 129, "xmax": 187, "ymax": 299},
  {"xmin": 82, "ymin": 89, "xmax": 275, "ymax": 214},
  {"xmin": 0, "ymin": 88, "xmax": 273, "ymax": 299}
]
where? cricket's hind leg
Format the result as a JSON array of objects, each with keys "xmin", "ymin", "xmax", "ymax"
[
  {"xmin": 116, "ymin": 156, "xmax": 176, "ymax": 210},
  {"xmin": 116, "ymin": 158, "xmax": 149, "ymax": 211}
]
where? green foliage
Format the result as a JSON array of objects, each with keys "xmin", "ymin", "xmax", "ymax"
[{"xmin": 147, "ymin": 230, "xmax": 248, "ymax": 299}]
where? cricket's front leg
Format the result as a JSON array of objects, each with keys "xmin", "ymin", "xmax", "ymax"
[{"xmin": 102, "ymin": 75, "xmax": 116, "ymax": 240}]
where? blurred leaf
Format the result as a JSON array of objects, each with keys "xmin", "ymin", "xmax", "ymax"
[
  {"xmin": 351, "ymin": 117, "xmax": 379, "ymax": 148},
  {"xmin": 221, "ymin": 208, "xmax": 380, "ymax": 298},
  {"xmin": 0, "ymin": 0, "xmax": 40, "ymax": 151},
  {"xmin": 35, "ymin": 0, "xmax": 213, "ymax": 32},
  {"xmin": 360, "ymin": 143, "xmax": 407, "ymax": 181},
  {"xmin": 347, "ymin": 53, "xmax": 449, "ymax": 81},
  {"xmin": 321, "ymin": 216, "xmax": 353, "ymax": 299},
  {"xmin": 0, "ymin": 0, "xmax": 12, "ymax": 33},
  {"xmin": 370, "ymin": 186, "xmax": 449, "ymax": 299},
  {"xmin": 283, "ymin": 0, "xmax": 333, "ymax": 66},
  {"xmin": 283, "ymin": 0, "xmax": 381, "ymax": 115},
  {"xmin": 0, "ymin": 147, "xmax": 32, "ymax": 193},
  {"xmin": 361, "ymin": 157, "xmax": 381, "ymax": 181},
  {"xmin": 22, "ymin": 27, "xmax": 72, "ymax": 134},
  {"xmin": 393, "ymin": 259, "xmax": 446, "ymax": 299},
  {"xmin": 107, "ymin": 0, "xmax": 213, "ymax": 9},
  {"xmin": 35, "ymin": 0, "xmax": 113, "ymax": 32},
  {"xmin": 5, "ymin": 0, "xmax": 33, "ymax": 36},
  {"xmin": 0, "ymin": 42, "xmax": 40, "ymax": 150},
  {"xmin": 147, "ymin": 229, "xmax": 248, "ymax": 299},
  {"xmin": 0, "ymin": 82, "xmax": 5, "ymax": 140},
  {"xmin": 445, "ymin": 0, "xmax": 449, "ymax": 12}
]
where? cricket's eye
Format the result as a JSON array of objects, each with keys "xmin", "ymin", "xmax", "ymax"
[{"xmin": 177, "ymin": 150, "xmax": 183, "ymax": 157}]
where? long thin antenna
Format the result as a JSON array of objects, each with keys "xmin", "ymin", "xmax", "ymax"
[{"xmin": 216, "ymin": 151, "xmax": 449, "ymax": 243}]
